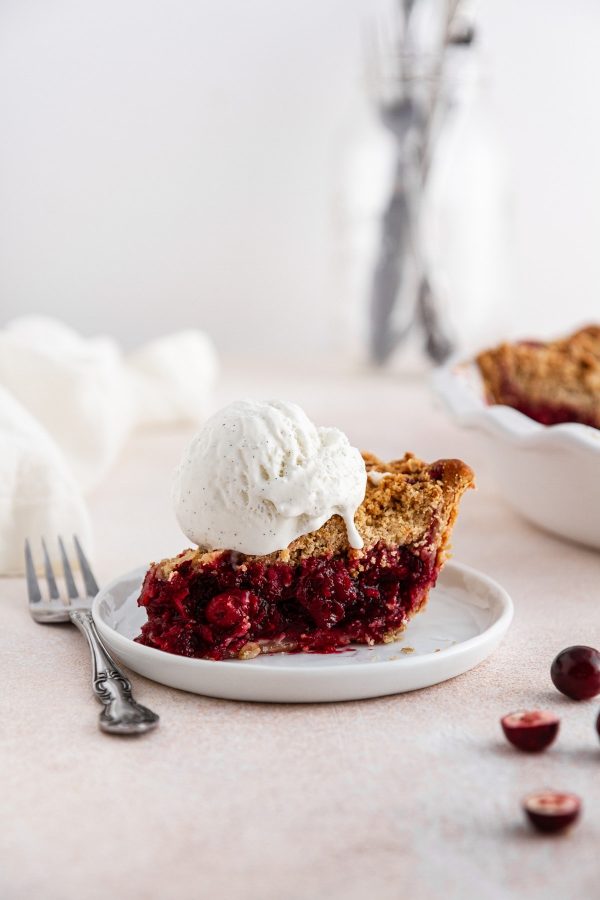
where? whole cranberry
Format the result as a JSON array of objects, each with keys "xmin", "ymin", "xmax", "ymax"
[
  {"xmin": 501, "ymin": 710, "xmax": 559, "ymax": 752},
  {"xmin": 205, "ymin": 590, "xmax": 256, "ymax": 630},
  {"xmin": 523, "ymin": 791, "xmax": 581, "ymax": 834},
  {"xmin": 551, "ymin": 645, "xmax": 600, "ymax": 700}
]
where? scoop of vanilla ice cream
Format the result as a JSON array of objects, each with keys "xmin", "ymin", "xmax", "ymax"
[{"xmin": 172, "ymin": 399, "xmax": 367, "ymax": 555}]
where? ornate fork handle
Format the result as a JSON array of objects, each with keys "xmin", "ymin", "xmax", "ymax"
[{"xmin": 70, "ymin": 610, "xmax": 159, "ymax": 735}]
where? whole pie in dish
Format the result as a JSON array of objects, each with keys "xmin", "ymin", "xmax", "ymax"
[
  {"xmin": 476, "ymin": 325, "xmax": 600, "ymax": 429},
  {"xmin": 135, "ymin": 452, "xmax": 474, "ymax": 660}
]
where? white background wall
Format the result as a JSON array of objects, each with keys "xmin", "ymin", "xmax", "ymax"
[{"xmin": 1, "ymin": 0, "xmax": 599, "ymax": 358}]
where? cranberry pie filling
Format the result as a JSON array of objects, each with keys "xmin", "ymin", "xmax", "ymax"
[
  {"xmin": 136, "ymin": 538, "xmax": 441, "ymax": 660},
  {"xmin": 135, "ymin": 453, "xmax": 474, "ymax": 660},
  {"xmin": 488, "ymin": 373, "xmax": 599, "ymax": 428}
]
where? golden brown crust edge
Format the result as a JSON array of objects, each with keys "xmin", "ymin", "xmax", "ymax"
[{"xmin": 154, "ymin": 452, "xmax": 475, "ymax": 579}]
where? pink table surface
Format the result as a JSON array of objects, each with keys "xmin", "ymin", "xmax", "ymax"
[{"xmin": 2, "ymin": 364, "xmax": 600, "ymax": 900}]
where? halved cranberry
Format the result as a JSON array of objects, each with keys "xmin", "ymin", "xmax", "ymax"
[
  {"xmin": 501, "ymin": 710, "xmax": 559, "ymax": 752},
  {"xmin": 523, "ymin": 791, "xmax": 581, "ymax": 834},
  {"xmin": 551, "ymin": 646, "xmax": 600, "ymax": 700}
]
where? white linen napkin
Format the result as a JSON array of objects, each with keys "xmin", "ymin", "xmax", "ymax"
[{"xmin": 0, "ymin": 317, "xmax": 217, "ymax": 574}]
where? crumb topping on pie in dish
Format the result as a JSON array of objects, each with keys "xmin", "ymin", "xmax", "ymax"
[{"xmin": 476, "ymin": 325, "xmax": 600, "ymax": 429}]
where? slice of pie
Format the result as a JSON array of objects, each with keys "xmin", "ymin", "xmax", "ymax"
[
  {"xmin": 476, "ymin": 325, "xmax": 600, "ymax": 429},
  {"xmin": 135, "ymin": 452, "xmax": 474, "ymax": 660}
]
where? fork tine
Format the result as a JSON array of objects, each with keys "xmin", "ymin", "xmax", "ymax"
[
  {"xmin": 24, "ymin": 540, "xmax": 42, "ymax": 604},
  {"xmin": 41, "ymin": 538, "xmax": 60, "ymax": 599},
  {"xmin": 59, "ymin": 537, "xmax": 79, "ymax": 600},
  {"xmin": 73, "ymin": 535, "xmax": 99, "ymax": 597}
]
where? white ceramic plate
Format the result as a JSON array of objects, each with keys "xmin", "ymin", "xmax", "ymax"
[{"xmin": 92, "ymin": 561, "xmax": 513, "ymax": 703}]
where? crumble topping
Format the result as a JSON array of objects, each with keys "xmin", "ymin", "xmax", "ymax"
[
  {"xmin": 476, "ymin": 325, "xmax": 600, "ymax": 427},
  {"xmin": 154, "ymin": 452, "xmax": 474, "ymax": 576}
]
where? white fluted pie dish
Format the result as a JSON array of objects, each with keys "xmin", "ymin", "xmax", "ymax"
[{"xmin": 434, "ymin": 360, "xmax": 600, "ymax": 549}]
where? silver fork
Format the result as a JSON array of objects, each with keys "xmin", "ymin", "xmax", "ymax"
[{"xmin": 25, "ymin": 536, "xmax": 159, "ymax": 735}]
